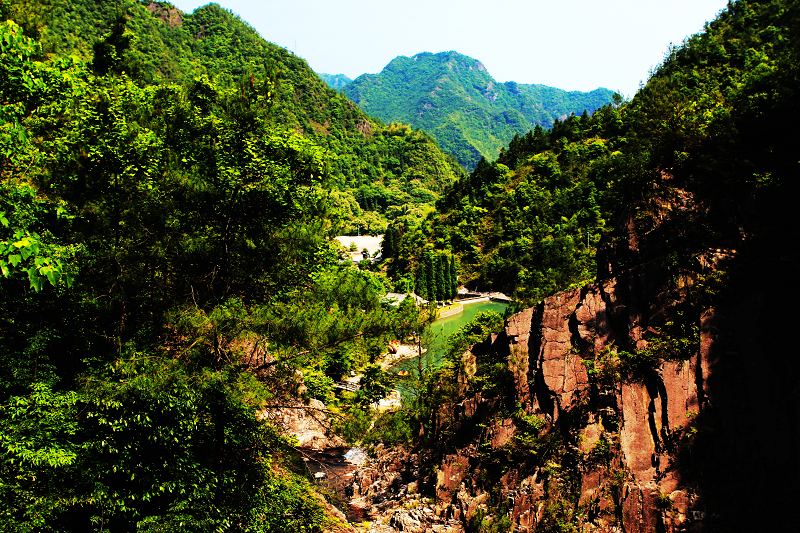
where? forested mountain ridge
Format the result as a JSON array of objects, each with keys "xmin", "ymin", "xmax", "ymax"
[
  {"xmin": 3, "ymin": 0, "xmax": 799, "ymax": 530},
  {"xmin": 343, "ymin": 51, "xmax": 615, "ymax": 169},
  {"xmin": 6, "ymin": 0, "xmax": 463, "ymax": 234},
  {"xmin": 427, "ymin": 110, "xmax": 619, "ymax": 303},
  {"xmin": 424, "ymin": 0, "xmax": 799, "ymax": 307},
  {"xmin": 319, "ymin": 72, "xmax": 353, "ymax": 91}
]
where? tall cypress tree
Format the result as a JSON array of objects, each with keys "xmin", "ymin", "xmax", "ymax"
[
  {"xmin": 381, "ymin": 227, "xmax": 394, "ymax": 259},
  {"xmin": 436, "ymin": 253, "xmax": 448, "ymax": 301},
  {"xmin": 416, "ymin": 261, "xmax": 428, "ymax": 300},
  {"xmin": 449, "ymin": 255, "xmax": 458, "ymax": 297},
  {"xmin": 426, "ymin": 253, "xmax": 437, "ymax": 302}
]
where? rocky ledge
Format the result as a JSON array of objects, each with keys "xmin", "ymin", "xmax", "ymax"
[{"xmin": 343, "ymin": 250, "xmax": 731, "ymax": 531}]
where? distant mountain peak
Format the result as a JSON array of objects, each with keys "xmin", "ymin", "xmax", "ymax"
[
  {"xmin": 409, "ymin": 51, "xmax": 489, "ymax": 73},
  {"xmin": 344, "ymin": 51, "xmax": 615, "ymax": 169},
  {"xmin": 318, "ymin": 73, "xmax": 353, "ymax": 91}
]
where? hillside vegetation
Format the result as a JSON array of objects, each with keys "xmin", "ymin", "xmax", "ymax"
[
  {"xmin": 1, "ymin": 0, "xmax": 798, "ymax": 530},
  {"xmin": 0, "ymin": 0, "xmax": 447, "ymax": 529},
  {"xmin": 343, "ymin": 51, "xmax": 614, "ymax": 169},
  {"xmin": 7, "ymin": 0, "xmax": 463, "ymax": 234},
  {"xmin": 385, "ymin": 0, "xmax": 800, "ymax": 529},
  {"xmin": 420, "ymin": 0, "xmax": 797, "ymax": 308},
  {"xmin": 319, "ymin": 72, "xmax": 352, "ymax": 91}
]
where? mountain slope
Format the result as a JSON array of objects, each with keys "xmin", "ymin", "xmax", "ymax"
[
  {"xmin": 0, "ymin": 1, "xmax": 462, "ymax": 530},
  {"xmin": 6, "ymin": 0, "xmax": 464, "ymax": 232},
  {"xmin": 344, "ymin": 51, "xmax": 615, "ymax": 168},
  {"xmin": 319, "ymin": 72, "xmax": 352, "ymax": 90}
]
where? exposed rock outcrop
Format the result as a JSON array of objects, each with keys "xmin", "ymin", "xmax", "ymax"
[
  {"xmin": 261, "ymin": 398, "xmax": 345, "ymax": 450},
  {"xmin": 347, "ymin": 258, "xmax": 722, "ymax": 531},
  {"xmin": 347, "ymin": 446, "xmax": 464, "ymax": 532},
  {"xmin": 345, "ymin": 169, "xmax": 798, "ymax": 531}
]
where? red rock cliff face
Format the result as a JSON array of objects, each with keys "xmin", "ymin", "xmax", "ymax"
[
  {"xmin": 347, "ymin": 254, "xmax": 797, "ymax": 532},
  {"xmin": 351, "ymin": 178, "xmax": 798, "ymax": 531},
  {"xmin": 421, "ymin": 181, "xmax": 733, "ymax": 531},
  {"xmin": 421, "ymin": 259, "xmax": 722, "ymax": 531}
]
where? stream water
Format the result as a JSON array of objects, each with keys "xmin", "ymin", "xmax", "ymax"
[{"xmin": 309, "ymin": 302, "xmax": 510, "ymax": 519}]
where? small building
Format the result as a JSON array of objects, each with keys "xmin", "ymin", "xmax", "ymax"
[{"xmin": 334, "ymin": 234, "xmax": 383, "ymax": 264}]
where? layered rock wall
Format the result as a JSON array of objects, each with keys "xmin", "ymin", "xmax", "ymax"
[{"xmin": 419, "ymin": 269, "xmax": 716, "ymax": 531}]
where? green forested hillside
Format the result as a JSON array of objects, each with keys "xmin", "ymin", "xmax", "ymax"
[
  {"xmin": 343, "ymin": 51, "xmax": 615, "ymax": 169},
  {"xmin": 430, "ymin": 115, "xmax": 617, "ymax": 302},
  {"xmin": 2, "ymin": 0, "xmax": 799, "ymax": 530},
  {"xmin": 0, "ymin": 0, "xmax": 443, "ymax": 529},
  {"xmin": 407, "ymin": 1, "xmax": 799, "ymax": 529},
  {"xmin": 420, "ymin": 0, "xmax": 799, "ymax": 310},
  {"xmin": 6, "ymin": 0, "xmax": 463, "ymax": 233}
]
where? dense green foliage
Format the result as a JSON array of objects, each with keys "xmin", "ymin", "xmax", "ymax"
[
  {"xmin": 3, "ymin": 0, "xmax": 800, "ymax": 530},
  {"xmin": 428, "ymin": 0, "xmax": 800, "ymax": 305},
  {"xmin": 429, "ymin": 109, "xmax": 620, "ymax": 303},
  {"xmin": 0, "ymin": 1, "xmax": 458, "ymax": 528},
  {"xmin": 385, "ymin": 310, "xmax": 505, "ymax": 450},
  {"xmin": 412, "ymin": 250, "xmax": 457, "ymax": 302},
  {"xmin": 7, "ymin": 0, "xmax": 463, "ymax": 234},
  {"xmin": 344, "ymin": 51, "xmax": 615, "ymax": 169}
]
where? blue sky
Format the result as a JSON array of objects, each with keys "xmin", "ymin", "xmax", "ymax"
[{"xmin": 169, "ymin": 0, "xmax": 730, "ymax": 97}]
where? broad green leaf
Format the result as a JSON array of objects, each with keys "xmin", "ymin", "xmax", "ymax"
[
  {"xmin": 12, "ymin": 237, "xmax": 31, "ymax": 249},
  {"xmin": 26, "ymin": 267, "xmax": 42, "ymax": 291},
  {"xmin": 45, "ymin": 269, "xmax": 59, "ymax": 285}
]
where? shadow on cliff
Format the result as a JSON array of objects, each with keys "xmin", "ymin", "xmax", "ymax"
[{"xmin": 676, "ymin": 235, "xmax": 800, "ymax": 530}]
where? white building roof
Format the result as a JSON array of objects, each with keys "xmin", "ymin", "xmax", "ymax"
[{"xmin": 335, "ymin": 235, "xmax": 383, "ymax": 257}]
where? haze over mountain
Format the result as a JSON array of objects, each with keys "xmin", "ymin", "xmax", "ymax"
[
  {"xmin": 329, "ymin": 51, "xmax": 615, "ymax": 169},
  {"xmin": 318, "ymin": 72, "xmax": 352, "ymax": 91}
]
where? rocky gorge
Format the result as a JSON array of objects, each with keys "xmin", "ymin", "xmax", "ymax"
[{"xmin": 334, "ymin": 175, "xmax": 799, "ymax": 531}]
